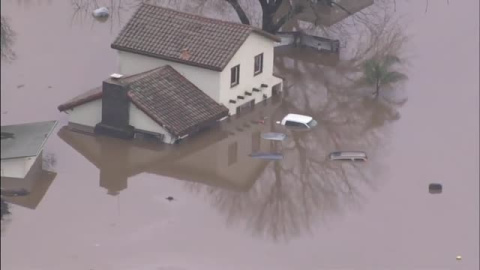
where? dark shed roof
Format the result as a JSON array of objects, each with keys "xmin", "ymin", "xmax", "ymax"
[{"xmin": 111, "ymin": 3, "xmax": 280, "ymax": 71}]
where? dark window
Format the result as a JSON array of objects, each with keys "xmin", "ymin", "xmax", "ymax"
[
  {"xmin": 134, "ymin": 131, "xmax": 163, "ymax": 142},
  {"xmin": 254, "ymin": 53, "xmax": 263, "ymax": 75},
  {"xmin": 228, "ymin": 142, "xmax": 238, "ymax": 165},
  {"xmin": 231, "ymin": 65, "xmax": 240, "ymax": 87},
  {"xmin": 285, "ymin": 121, "xmax": 306, "ymax": 128}
]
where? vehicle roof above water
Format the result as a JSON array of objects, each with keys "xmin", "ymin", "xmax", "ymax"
[
  {"xmin": 330, "ymin": 151, "xmax": 367, "ymax": 157},
  {"xmin": 281, "ymin": 114, "xmax": 313, "ymax": 124}
]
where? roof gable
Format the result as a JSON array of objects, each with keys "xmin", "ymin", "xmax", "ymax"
[
  {"xmin": 123, "ymin": 66, "xmax": 229, "ymax": 136},
  {"xmin": 111, "ymin": 3, "xmax": 280, "ymax": 71}
]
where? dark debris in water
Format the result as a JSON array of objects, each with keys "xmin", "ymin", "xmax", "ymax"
[{"xmin": 429, "ymin": 183, "xmax": 442, "ymax": 194}]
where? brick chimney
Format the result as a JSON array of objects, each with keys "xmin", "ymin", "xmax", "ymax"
[{"xmin": 94, "ymin": 78, "xmax": 135, "ymax": 139}]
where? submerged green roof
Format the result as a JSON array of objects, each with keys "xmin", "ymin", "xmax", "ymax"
[{"xmin": 1, "ymin": 121, "xmax": 57, "ymax": 159}]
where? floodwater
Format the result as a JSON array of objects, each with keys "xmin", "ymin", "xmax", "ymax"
[{"xmin": 1, "ymin": 0, "xmax": 479, "ymax": 269}]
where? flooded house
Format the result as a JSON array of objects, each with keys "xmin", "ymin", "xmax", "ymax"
[
  {"xmin": 58, "ymin": 66, "xmax": 229, "ymax": 144},
  {"xmin": 58, "ymin": 3, "xmax": 284, "ymax": 144},
  {"xmin": 112, "ymin": 4, "xmax": 284, "ymax": 115},
  {"xmin": 1, "ymin": 121, "xmax": 57, "ymax": 179}
]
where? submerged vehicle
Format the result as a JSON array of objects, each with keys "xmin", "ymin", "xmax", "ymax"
[
  {"xmin": 328, "ymin": 151, "xmax": 367, "ymax": 161},
  {"xmin": 277, "ymin": 114, "xmax": 317, "ymax": 129}
]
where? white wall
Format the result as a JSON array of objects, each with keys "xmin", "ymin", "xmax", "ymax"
[
  {"xmin": 65, "ymin": 97, "xmax": 177, "ymax": 144},
  {"xmin": 129, "ymin": 104, "xmax": 176, "ymax": 144},
  {"xmin": 67, "ymin": 99, "xmax": 102, "ymax": 128},
  {"xmin": 117, "ymin": 51, "xmax": 221, "ymax": 101},
  {"xmin": 275, "ymin": 33, "xmax": 297, "ymax": 47},
  {"xmin": 219, "ymin": 33, "xmax": 283, "ymax": 114},
  {"xmin": 116, "ymin": 34, "xmax": 283, "ymax": 116},
  {"xmin": 1, "ymin": 155, "xmax": 39, "ymax": 179},
  {"xmin": 302, "ymin": 35, "xmax": 333, "ymax": 51}
]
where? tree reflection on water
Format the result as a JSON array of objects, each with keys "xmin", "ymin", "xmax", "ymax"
[
  {"xmin": 185, "ymin": 3, "xmax": 408, "ymax": 241},
  {"xmin": 1, "ymin": 16, "xmax": 15, "ymax": 61}
]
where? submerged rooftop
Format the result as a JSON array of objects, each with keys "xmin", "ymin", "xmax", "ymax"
[{"xmin": 1, "ymin": 121, "xmax": 58, "ymax": 160}]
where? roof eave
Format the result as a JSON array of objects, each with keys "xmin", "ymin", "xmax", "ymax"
[
  {"xmin": 111, "ymin": 45, "xmax": 224, "ymax": 72},
  {"xmin": 252, "ymin": 28, "xmax": 281, "ymax": 42},
  {"xmin": 176, "ymin": 109, "xmax": 229, "ymax": 137},
  {"xmin": 57, "ymin": 92, "xmax": 103, "ymax": 112}
]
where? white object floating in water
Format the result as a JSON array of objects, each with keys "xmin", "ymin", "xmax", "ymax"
[
  {"xmin": 261, "ymin": 132, "xmax": 287, "ymax": 141},
  {"xmin": 456, "ymin": 255, "xmax": 462, "ymax": 260},
  {"xmin": 92, "ymin": 7, "xmax": 109, "ymax": 18}
]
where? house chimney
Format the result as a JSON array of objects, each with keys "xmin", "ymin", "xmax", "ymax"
[{"xmin": 94, "ymin": 78, "xmax": 134, "ymax": 139}]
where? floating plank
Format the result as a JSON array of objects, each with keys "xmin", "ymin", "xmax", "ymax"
[{"xmin": 249, "ymin": 152, "xmax": 283, "ymax": 160}]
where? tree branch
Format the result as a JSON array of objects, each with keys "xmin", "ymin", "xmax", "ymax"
[
  {"xmin": 225, "ymin": 0, "xmax": 250, "ymax": 25},
  {"xmin": 269, "ymin": 3, "xmax": 304, "ymax": 33}
]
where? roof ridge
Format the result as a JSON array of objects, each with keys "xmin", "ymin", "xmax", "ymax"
[
  {"xmin": 140, "ymin": 2, "xmax": 252, "ymax": 30},
  {"xmin": 111, "ymin": 3, "xmax": 279, "ymax": 72},
  {"xmin": 139, "ymin": 3, "xmax": 279, "ymax": 41}
]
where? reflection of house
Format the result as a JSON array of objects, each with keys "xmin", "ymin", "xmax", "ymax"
[
  {"xmin": 1, "ymin": 121, "xmax": 57, "ymax": 178},
  {"xmin": 1, "ymin": 169, "xmax": 56, "ymax": 210},
  {"xmin": 58, "ymin": 100, "xmax": 283, "ymax": 195},
  {"xmin": 58, "ymin": 66, "xmax": 228, "ymax": 144},
  {"xmin": 112, "ymin": 4, "xmax": 283, "ymax": 115}
]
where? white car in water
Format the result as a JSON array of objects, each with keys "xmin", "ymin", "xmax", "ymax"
[{"xmin": 277, "ymin": 114, "xmax": 317, "ymax": 129}]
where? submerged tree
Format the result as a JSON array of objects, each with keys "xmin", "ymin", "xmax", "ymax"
[
  {"xmin": 225, "ymin": 0, "xmax": 362, "ymax": 33},
  {"xmin": 1, "ymin": 16, "xmax": 15, "ymax": 61},
  {"xmin": 361, "ymin": 55, "xmax": 407, "ymax": 99}
]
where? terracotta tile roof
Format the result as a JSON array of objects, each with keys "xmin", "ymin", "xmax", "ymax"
[
  {"xmin": 124, "ymin": 66, "xmax": 229, "ymax": 136},
  {"xmin": 57, "ymin": 87, "xmax": 102, "ymax": 112},
  {"xmin": 111, "ymin": 3, "xmax": 280, "ymax": 71},
  {"xmin": 58, "ymin": 66, "xmax": 229, "ymax": 137}
]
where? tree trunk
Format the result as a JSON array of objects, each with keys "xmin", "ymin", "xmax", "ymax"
[
  {"xmin": 374, "ymin": 81, "xmax": 380, "ymax": 99},
  {"xmin": 260, "ymin": 0, "xmax": 279, "ymax": 33}
]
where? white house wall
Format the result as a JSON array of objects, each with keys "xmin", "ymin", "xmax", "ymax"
[
  {"xmin": 66, "ymin": 98, "xmax": 175, "ymax": 143},
  {"xmin": 67, "ymin": 99, "xmax": 102, "ymax": 128},
  {"xmin": 219, "ymin": 33, "xmax": 282, "ymax": 114},
  {"xmin": 129, "ymin": 104, "xmax": 176, "ymax": 144},
  {"xmin": 117, "ymin": 51, "xmax": 221, "ymax": 101},
  {"xmin": 1, "ymin": 155, "xmax": 39, "ymax": 179}
]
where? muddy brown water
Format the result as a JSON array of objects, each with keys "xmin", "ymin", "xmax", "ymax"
[{"xmin": 1, "ymin": 1, "xmax": 478, "ymax": 269}]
